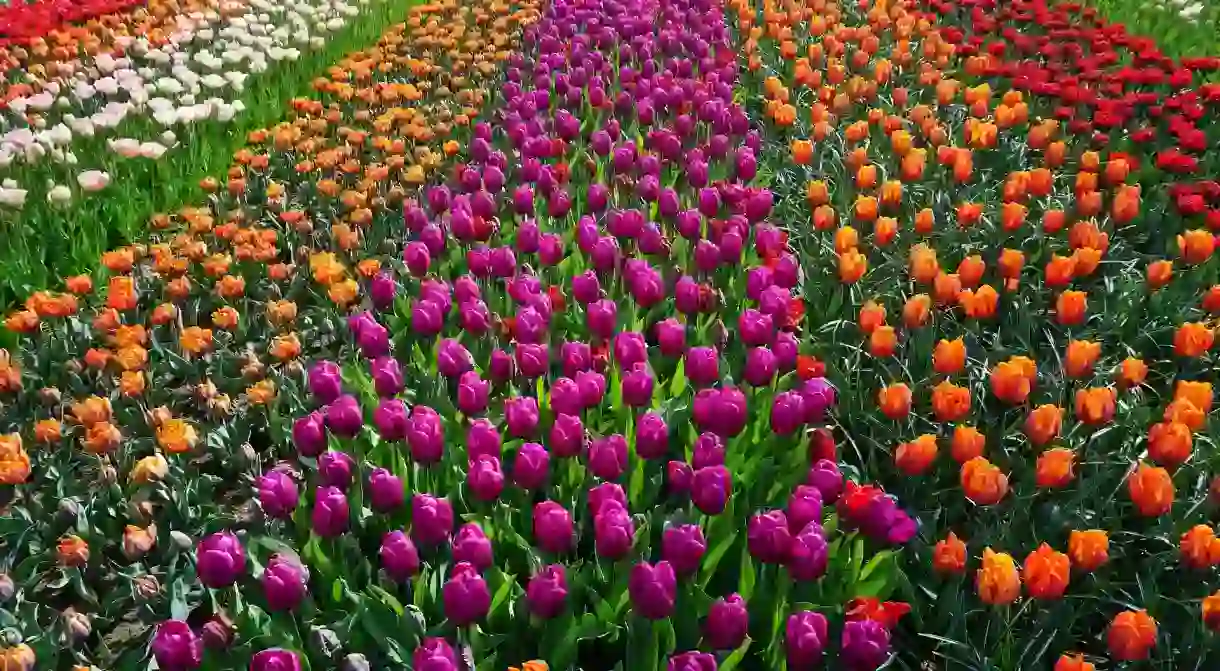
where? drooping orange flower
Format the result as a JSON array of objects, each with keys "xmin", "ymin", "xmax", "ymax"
[
  {"xmin": 1068, "ymin": 530, "xmax": 1109, "ymax": 571},
  {"xmin": 990, "ymin": 357, "xmax": 1035, "ymax": 404},
  {"xmin": 951, "ymin": 426, "xmax": 986, "ymax": 463},
  {"xmin": 976, "ymin": 548, "xmax": 1020, "ymax": 604},
  {"xmin": 1055, "ymin": 290, "xmax": 1087, "ymax": 325},
  {"xmin": 1128, "ymin": 462, "xmax": 1174, "ymax": 517},
  {"xmin": 1107, "ymin": 610, "xmax": 1157, "ymax": 661},
  {"xmin": 933, "ymin": 338, "xmax": 966, "ymax": 375},
  {"xmin": 1116, "ymin": 357, "xmax": 1148, "ymax": 389},
  {"xmin": 895, "ymin": 434, "xmax": 938, "ymax": 476},
  {"xmin": 57, "ymin": 535, "xmax": 90, "ymax": 567},
  {"xmin": 181, "ymin": 327, "xmax": 214, "ymax": 356},
  {"xmin": 933, "ymin": 532, "xmax": 968, "ymax": 574},
  {"xmin": 877, "ymin": 383, "xmax": 912, "ymax": 419},
  {"xmin": 961, "ymin": 457, "xmax": 1008, "ymax": 505},
  {"xmin": 1180, "ymin": 525, "xmax": 1220, "ymax": 569},
  {"xmin": 1174, "ymin": 322, "xmax": 1215, "ymax": 358},
  {"xmin": 1053, "ymin": 654, "xmax": 1095, "ymax": 671},
  {"xmin": 1148, "ymin": 421, "xmax": 1192, "ymax": 467},
  {"xmin": 1035, "ymin": 448, "xmax": 1075, "ymax": 489},
  {"xmin": 1022, "ymin": 543, "xmax": 1070, "ymax": 600},
  {"xmin": 1074, "ymin": 387, "xmax": 1116, "ymax": 425},
  {"xmin": 931, "ymin": 380, "xmax": 971, "ymax": 422},
  {"xmin": 1024, "ymin": 404, "xmax": 1062, "ymax": 446}
]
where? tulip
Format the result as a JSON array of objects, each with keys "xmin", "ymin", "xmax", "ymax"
[
  {"xmin": 437, "ymin": 339, "xmax": 474, "ymax": 377},
  {"xmin": 786, "ymin": 611, "xmax": 829, "ymax": 668},
  {"xmin": 613, "ymin": 332, "xmax": 648, "ymax": 371},
  {"xmin": 622, "ymin": 368, "xmax": 655, "ymax": 407},
  {"xmin": 562, "ymin": 341, "xmax": 593, "ymax": 377},
  {"xmin": 317, "ymin": 451, "xmax": 354, "ymax": 491},
  {"xmin": 251, "ymin": 649, "xmax": 301, "ymax": 671},
  {"xmin": 788, "ymin": 485, "xmax": 824, "ymax": 533},
  {"xmin": 444, "ymin": 562, "xmax": 491, "ymax": 626},
  {"xmin": 370, "ymin": 357, "xmax": 404, "ymax": 396},
  {"xmin": 692, "ymin": 465, "xmax": 732, "ymax": 515},
  {"xmin": 468, "ymin": 455, "xmax": 505, "ymax": 502},
  {"xmin": 789, "ymin": 523, "xmax": 829, "ymax": 581},
  {"xmin": 771, "ymin": 392, "xmax": 807, "ymax": 435},
  {"xmin": 693, "ymin": 387, "xmax": 748, "ymax": 437},
  {"xmin": 513, "ymin": 442, "xmax": 550, "ymax": 490},
  {"xmin": 258, "ymin": 470, "xmax": 298, "ymax": 520},
  {"xmin": 656, "ymin": 319, "xmax": 687, "ymax": 356},
  {"xmin": 662, "ymin": 524, "xmax": 707, "ymax": 575},
  {"xmin": 380, "ymin": 531, "xmax": 420, "ymax": 582},
  {"xmin": 588, "ymin": 299, "xmax": 618, "ymax": 339},
  {"xmin": 292, "ymin": 411, "xmax": 327, "ymax": 458},
  {"xmin": 412, "ymin": 299, "xmax": 445, "ymax": 336},
  {"xmin": 589, "ymin": 434, "xmax": 629, "ymax": 480},
  {"xmin": 457, "ymin": 371, "xmax": 490, "ymax": 415},
  {"xmin": 196, "ymin": 532, "xmax": 245, "ymax": 588},
  {"xmin": 506, "ymin": 396, "xmax": 541, "ymax": 437},
  {"xmin": 151, "ymin": 620, "xmax": 203, "ymax": 671},
  {"xmin": 516, "ymin": 343, "xmax": 549, "ymax": 378},
  {"xmin": 374, "ymin": 398, "xmax": 410, "ymax": 441},
  {"xmin": 325, "ymin": 395, "xmax": 364, "ymax": 438},
  {"xmin": 667, "ymin": 461, "xmax": 693, "ymax": 495},
  {"xmin": 629, "ymin": 560, "xmax": 677, "ymax": 620},
  {"xmin": 669, "ymin": 652, "xmax": 718, "ymax": 671},
  {"xmin": 308, "ymin": 360, "xmax": 343, "ymax": 404},
  {"xmin": 467, "ymin": 420, "xmax": 502, "ymax": 461},
  {"xmin": 412, "ymin": 495, "xmax": 453, "ymax": 545},
  {"xmin": 527, "ymin": 565, "xmax": 569, "ymax": 619},
  {"xmin": 841, "ymin": 619, "xmax": 891, "ymax": 670},
  {"xmin": 262, "ymin": 554, "xmax": 308, "ymax": 611},
  {"xmin": 806, "ymin": 459, "xmax": 844, "ymax": 503},
  {"xmin": 407, "ymin": 406, "xmax": 444, "ymax": 464},
  {"xmin": 744, "ymin": 347, "xmax": 777, "ymax": 386},
  {"xmin": 801, "ymin": 378, "xmax": 837, "ymax": 422},
  {"xmin": 686, "ymin": 347, "xmax": 719, "ymax": 385},
  {"xmin": 413, "ymin": 638, "xmax": 458, "ymax": 671},
  {"xmin": 370, "ymin": 273, "xmax": 398, "ymax": 310},
  {"xmin": 368, "ymin": 468, "xmax": 405, "ymax": 513},
  {"xmin": 533, "ymin": 500, "xmax": 574, "ymax": 554},
  {"xmin": 577, "ymin": 371, "xmax": 607, "ymax": 408},
  {"xmin": 705, "ymin": 594, "xmax": 749, "ymax": 650},
  {"xmin": 453, "ymin": 524, "xmax": 494, "ymax": 572},
  {"xmin": 311, "ymin": 486, "xmax": 350, "ymax": 538},
  {"xmin": 636, "ymin": 412, "xmax": 669, "ymax": 460},
  {"xmin": 594, "ymin": 501, "xmax": 635, "ymax": 559},
  {"xmin": 749, "ymin": 511, "xmax": 793, "ymax": 564}
]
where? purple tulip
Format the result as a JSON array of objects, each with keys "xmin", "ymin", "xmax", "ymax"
[
  {"xmin": 412, "ymin": 494, "xmax": 453, "ymax": 545},
  {"xmin": 698, "ymin": 187, "xmax": 720, "ymax": 217},
  {"xmin": 662, "ymin": 524, "xmax": 706, "ymax": 575},
  {"xmin": 250, "ymin": 648, "xmax": 301, "ymax": 671},
  {"xmin": 841, "ymin": 619, "xmax": 891, "ymax": 671},
  {"xmin": 353, "ymin": 314, "xmax": 390, "ymax": 358},
  {"xmin": 196, "ymin": 532, "xmax": 245, "ymax": 588},
  {"xmin": 452, "ymin": 523, "xmax": 493, "ymax": 572},
  {"xmin": 774, "ymin": 332, "xmax": 798, "ymax": 371},
  {"xmin": 527, "ymin": 564, "xmax": 569, "ymax": 619},
  {"xmin": 675, "ymin": 276, "xmax": 704, "ymax": 314},
  {"xmin": 692, "ymin": 465, "xmax": 731, "ymax": 515},
  {"xmin": 576, "ymin": 371, "xmax": 607, "ymax": 408},
  {"xmin": 685, "ymin": 347, "xmax": 718, "ymax": 386},
  {"xmin": 613, "ymin": 331, "xmax": 647, "ymax": 371},
  {"xmin": 325, "ymin": 395, "xmax": 364, "ymax": 438},
  {"xmin": 588, "ymin": 299, "xmax": 618, "ymax": 340},
  {"xmin": 622, "ymin": 368, "xmax": 654, "ymax": 407},
  {"xmin": 533, "ymin": 500, "xmax": 574, "ymax": 554},
  {"xmin": 407, "ymin": 406, "xmax": 444, "ymax": 464},
  {"xmin": 368, "ymin": 468, "xmax": 405, "ymax": 513},
  {"xmin": 788, "ymin": 485, "xmax": 824, "ymax": 533},
  {"xmin": 317, "ymin": 450, "xmax": 354, "ymax": 491},
  {"xmin": 667, "ymin": 460, "xmax": 693, "ymax": 495},
  {"xmin": 705, "ymin": 594, "xmax": 749, "ymax": 650},
  {"xmin": 516, "ymin": 219, "xmax": 541, "ymax": 254},
  {"xmin": 655, "ymin": 319, "xmax": 686, "ymax": 357},
  {"xmin": 738, "ymin": 309, "xmax": 775, "ymax": 347},
  {"xmin": 692, "ymin": 433, "xmax": 725, "ymax": 470},
  {"xmin": 258, "ymin": 470, "xmax": 298, "ymax": 520},
  {"xmin": 788, "ymin": 522, "xmax": 829, "ymax": 581},
  {"xmin": 748, "ymin": 510, "xmax": 793, "ymax": 564},
  {"xmin": 468, "ymin": 455, "xmax": 504, "ymax": 501},
  {"xmin": 635, "ymin": 412, "xmax": 669, "ymax": 460},
  {"xmin": 786, "ymin": 611, "xmax": 828, "ymax": 668},
  {"xmin": 490, "ymin": 348, "xmax": 516, "ymax": 381},
  {"xmin": 455, "ymin": 371, "xmax": 489, "ymax": 416},
  {"xmin": 561, "ymin": 341, "xmax": 593, "ymax": 377},
  {"xmin": 437, "ymin": 340, "xmax": 474, "ymax": 377},
  {"xmin": 548, "ymin": 377, "xmax": 580, "ymax": 416},
  {"xmin": 514, "ymin": 442, "xmax": 550, "ymax": 490},
  {"xmin": 371, "ymin": 356, "xmax": 404, "ymax": 397},
  {"xmin": 404, "ymin": 241, "xmax": 431, "ymax": 277},
  {"xmin": 311, "ymin": 486, "xmax": 349, "ymax": 538},
  {"xmin": 413, "ymin": 638, "xmax": 458, "ymax": 671},
  {"xmin": 594, "ymin": 501, "xmax": 635, "ymax": 559},
  {"xmin": 262, "ymin": 554, "xmax": 308, "ymax": 611},
  {"xmin": 771, "ymin": 392, "xmax": 807, "ymax": 436},
  {"xmin": 668, "ymin": 652, "xmax": 717, "ymax": 671},
  {"xmin": 588, "ymin": 434, "xmax": 628, "ymax": 480},
  {"xmin": 516, "ymin": 343, "xmax": 549, "ymax": 378},
  {"xmin": 308, "ymin": 360, "xmax": 343, "ymax": 404},
  {"xmin": 412, "ymin": 299, "xmax": 444, "ymax": 336},
  {"xmin": 629, "ymin": 560, "xmax": 677, "ymax": 620},
  {"xmin": 444, "ymin": 563, "xmax": 490, "ymax": 626},
  {"xmin": 373, "ymin": 398, "xmax": 409, "ymax": 441},
  {"xmin": 466, "ymin": 420, "xmax": 501, "ymax": 462},
  {"xmin": 806, "ymin": 460, "xmax": 844, "ymax": 504},
  {"xmin": 539, "ymin": 233, "xmax": 565, "ymax": 265},
  {"xmin": 151, "ymin": 620, "xmax": 202, "ymax": 671},
  {"xmin": 292, "ymin": 411, "xmax": 327, "ymax": 458},
  {"xmin": 746, "ymin": 266, "xmax": 774, "ymax": 300},
  {"xmin": 380, "ymin": 530, "xmax": 419, "ymax": 581},
  {"xmin": 506, "ymin": 396, "xmax": 540, "ymax": 438},
  {"xmin": 693, "ymin": 387, "xmax": 748, "ymax": 438},
  {"xmin": 458, "ymin": 300, "xmax": 491, "ymax": 335},
  {"xmin": 736, "ymin": 345, "xmax": 777, "ymax": 386},
  {"xmin": 694, "ymin": 239, "xmax": 721, "ymax": 273},
  {"xmin": 801, "ymin": 378, "xmax": 837, "ymax": 423},
  {"xmin": 550, "ymin": 413, "xmax": 585, "ymax": 457}
]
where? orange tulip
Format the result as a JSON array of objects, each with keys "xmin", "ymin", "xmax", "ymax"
[
  {"xmin": 806, "ymin": 180, "xmax": 830, "ymax": 207},
  {"xmin": 976, "ymin": 548, "xmax": 1020, "ymax": 604},
  {"xmin": 956, "ymin": 202, "xmax": 982, "ymax": 228},
  {"xmin": 874, "ymin": 217, "xmax": 898, "ymax": 246},
  {"xmin": 1128, "ymin": 462, "xmax": 1174, "ymax": 517},
  {"xmin": 933, "ymin": 532, "xmax": 968, "ymax": 574},
  {"xmin": 858, "ymin": 300, "xmax": 887, "ymax": 335},
  {"xmin": 878, "ymin": 383, "xmax": 912, "ymax": 419},
  {"xmin": 1175, "ymin": 380, "xmax": 1213, "ymax": 414},
  {"xmin": 813, "ymin": 205, "xmax": 838, "ymax": 230},
  {"xmin": 1180, "ymin": 525, "xmax": 1220, "ymax": 569},
  {"xmin": 1179, "ymin": 229, "xmax": 1216, "ymax": 264},
  {"xmin": 856, "ymin": 164, "xmax": 878, "ymax": 189},
  {"xmin": 791, "ymin": 139, "xmax": 814, "ymax": 164},
  {"xmin": 1074, "ymin": 387, "xmax": 1116, "ymax": 425},
  {"xmin": 1055, "ymin": 290, "xmax": 1087, "ymax": 326},
  {"xmin": 1064, "ymin": 340, "xmax": 1101, "ymax": 377},
  {"xmin": 1022, "ymin": 543, "xmax": 1070, "ymax": 600},
  {"xmin": 933, "ymin": 338, "xmax": 966, "ymax": 375},
  {"xmin": 1045, "ymin": 254, "xmax": 1076, "ymax": 287},
  {"xmin": 1054, "ymin": 654, "xmax": 1095, "ymax": 671},
  {"xmin": 951, "ymin": 426, "xmax": 986, "ymax": 463},
  {"xmin": 1024, "ymin": 404, "xmax": 1062, "ymax": 446},
  {"xmin": 1035, "ymin": 448, "xmax": 1075, "ymax": 488},
  {"xmin": 914, "ymin": 208, "xmax": 935, "ymax": 234},
  {"xmin": 997, "ymin": 249, "xmax": 1024, "ymax": 280},
  {"xmin": 835, "ymin": 226, "xmax": 859, "ymax": 252},
  {"xmin": 1174, "ymin": 322, "xmax": 1215, "ymax": 358},
  {"xmin": 895, "ymin": 434, "xmax": 938, "ymax": 475},
  {"xmin": 839, "ymin": 250, "xmax": 868, "ymax": 283},
  {"xmin": 1000, "ymin": 202, "xmax": 1027, "ymax": 231},
  {"xmin": 959, "ymin": 284, "xmax": 998, "ymax": 319},
  {"xmin": 1116, "ymin": 357, "xmax": 1148, "ymax": 388},
  {"xmin": 902, "ymin": 294, "xmax": 932, "ymax": 327},
  {"xmin": 1147, "ymin": 260, "xmax": 1173, "ymax": 289},
  {"xmin": 931, "ymin": 381, "xmax": 971, "ymax": 422},
  {"xmin": 909, "ymin": 244, "xmax": 940, "ymax": 284},
  {"xmin": 1164, "ymin": 398, "xmax": 1206, "ymax": 432},
  {"xmin": 1111, "ymin": 184, "xmax": 1141, "ymax": 223},
  {"xmin": 933, "ymin": 272, "xmax": 962, "ymax": 306},
  {"xmin": 1107, "ymin": 610, "xmax": 1157, "ymax": 661},
  {"xmin": 1204, "ymin": 285, "xmax": 1220, "ymax": 313},
  {"xmin": 854, "ymin": 196, "xmax": 879, "ymax": 222},
  {"xmin": 1148, "ymin": 421, "xmax": 1192, "ymax": 467},
  {"xmin": 957, "ymin": 255, "xmax": 985, "ymax": 288},
  {"xmin": 869, "ymin": 326, "xmax": 898, "ymax": 358},
  {"xmin": 1068, "ymin": 530, "xmax": 1109, "ymax": 571},
  {"xmin": 990, "ymin": 357, "xmax": 1035, "ymax": 404},
  {"xmin": 1071, "ymin": 247, "xmax": 1101, "ymax": 277},
  {"xmin": 961, "ymin": 457, "xmax": 1008, "ymax": 505}
]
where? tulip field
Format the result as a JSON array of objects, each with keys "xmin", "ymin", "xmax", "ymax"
[{"xmin": 5, "ymin": 0, "xmax": 1220, "ymax": 667}]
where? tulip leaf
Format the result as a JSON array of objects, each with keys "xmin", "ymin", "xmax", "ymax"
[
  {"xmin": 719, "ymin": 637, "xmax": 752, "ymax": 671},
  {"xmin": 739, "ymin": 547, "xmax": 756, "ymax": 601},
  {"xmin": 699, "ymin": 530, "xmax": 738, "ymax": 591},
  {"xmin": 669, "ymin": 359, "xmax": 687, "ymax": 397}
]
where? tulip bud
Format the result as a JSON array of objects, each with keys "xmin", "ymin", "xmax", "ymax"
[
  {"xmin": 662, "ymin": 524, "xmax": 706, "ymax": 575},
  {"xmin": 0, "ymin": 574, "xmax": 14, "ymax": 602},
  {"xmin": 527, "ymin": 564, "xmax": 569, "ymax": 619},
  {"xmin": 309, "ymin": 626, "xmax": 342, "ymax": 659},
  {"xmin": 705, "ymin": 594, "xmax": 749, "ymax": 649}
]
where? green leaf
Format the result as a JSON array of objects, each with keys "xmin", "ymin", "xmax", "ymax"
[
  {"xmin": 719, "ymin": 637, "xmax": 753, "ymax": 671},
  {"xmin": 669, "ymin": 358, "xmax": 687, "ymax": 397},
  {"xmin": 739, "ymin": 547, "xmax": 757, "ymax": 602}
]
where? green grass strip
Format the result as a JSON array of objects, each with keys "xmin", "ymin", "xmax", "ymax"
[{"xmin": 0, "ymin": 0, "xmax": 423, "ymax": 307}]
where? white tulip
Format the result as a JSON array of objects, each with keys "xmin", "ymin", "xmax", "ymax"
[
  {"xmin": 139, "ymin": 142, "xmax": 169, "ymax": 159},
  {"xmin": 0, "ymin": 187, "xmax": 28, "ymax": 208},
  {"xmin": 47, "ymin": 184, "xmax": 72, "ymax": 204},
  {"xmin": 46, "ymin": 124, "xmax": 73, "ymax": 146},
  {"xmin": 2, "ymin": 179, "xmax": 17, "ymax": 189},
  {"xmin": 160, "ymin": 130, "xmax": 177, "ymax": 145},
  {"xmin": 29, "ymin": 92, "xmax": 55, "ymax": 111},
  {"xmin": 95, "ymin": 77, "xmax": 120, "ymax": 96},
  {"xmin": 64, "ymin": 151, "xmax": 78, "ymax": 165},
  {"xmin": 215, "ymin": 103, "xmax": 237, "ymax": 122},
  {"xmin": 109, "ymin": 138, "xmax": 143, "ymax": 157},
  {"xmin": 77, "ymin": 170, "xmax": 111, "ymax": 192}
]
